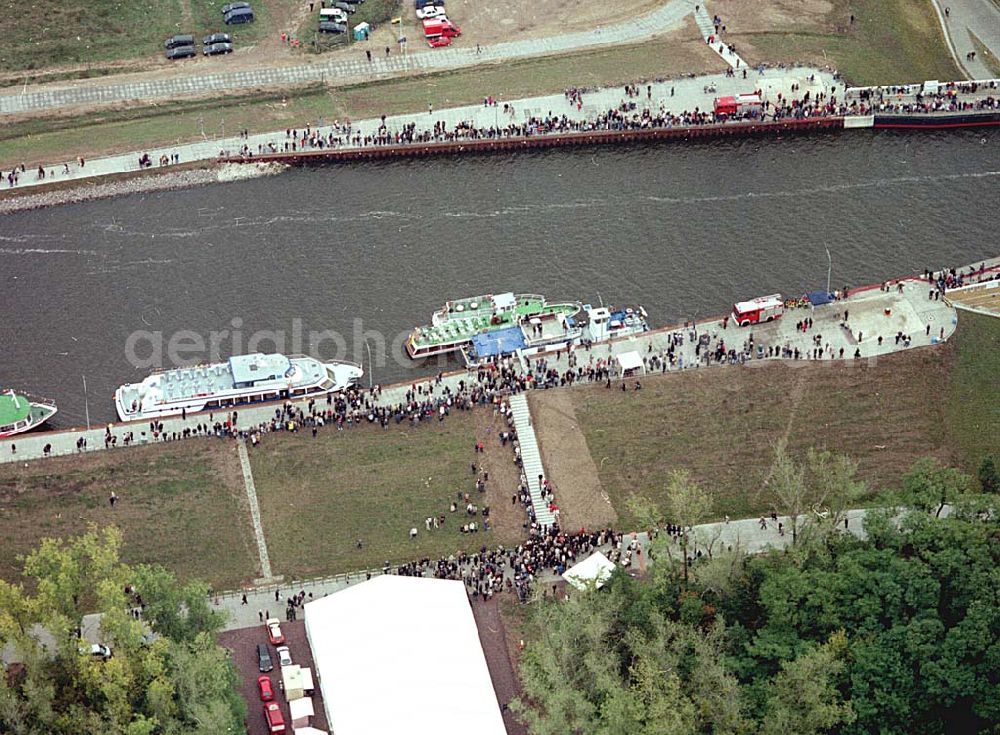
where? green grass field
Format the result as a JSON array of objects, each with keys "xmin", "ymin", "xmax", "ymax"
[
  {"xmin": 0, "ymin": 442, "xmax": 257, "ymax": 590},
  {"xmin": 0, "ymin": 33, "xmax": 719, "ymax": 170},
  {"xmin": 567, "ymin": 312, "xmax": 999, "ymax": 528},
  {"xmin": 736, "ymin": 0, "xmax": 961, "ymax": 85},
  {"xmin": 250, "ymin": 414, "xmax": 523, "ymax": 579},
  {"xmin": 0, "ymin": 0, "xmax": 184, "ymax": 72}
]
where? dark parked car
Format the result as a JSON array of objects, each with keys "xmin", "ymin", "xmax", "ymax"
[
  {"xmin": 204, "ymin": 42, "xmax": 234, "ymax": 55},
  {"xmin": 165, "ymin": 45, "xmax": 197, "ymax": 60},
  {"xmin": 164, "ymin": 34, "xmax": 194, "ymax": 49},
  {"xmin": 224, "ymin": 7, "xmax": 255, "ymax": 23},
  {"xmin": 333, "ymin": 2, "xmax": 356, "ymax": 13},
  {"xmin": 203, "ymin": 32, "xmax": 232, "ymax": 45},
  {"xmin": 318, "ymin": 21, "xmax": 347, "ymax": 33},
  {"xmin": 256, "ymin": 643, "xmax": 273, "ymax": 673},
  {"xmin": 221, "ymin": 1, "xmax": 251, "ymax": 13}
]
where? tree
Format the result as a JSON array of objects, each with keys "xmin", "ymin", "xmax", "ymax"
[
  {"xmin": 902, "ymin": 458, "xmax": 970, "ymax": 517},
  {"xmin": 760, "ymin": 632, "xmax": 855, "ymax": 735},
  {"xmin": 664, "ymin": 470, "xmax": 713, "ymax": 587},
  {"xmin": 977, "ymin": 456, "xmax": 999, "ymax": 494},
  {"xmin": 767, "ymin": 439, "xmax": 808, "ymax": 544},
  {"xmin": 511, "ymin": 572, "xmax": 750, "ymax": 735},
  {"xmin": 0, "ymin": 527, "xmax": 245, "ymax": 735}
]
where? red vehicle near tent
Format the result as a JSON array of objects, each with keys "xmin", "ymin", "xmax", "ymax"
[{"xmin": 732, "ymin": 294, "xmax": 784, "ymax": 326}]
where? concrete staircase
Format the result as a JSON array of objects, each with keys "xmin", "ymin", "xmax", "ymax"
[
  {"xmin": 508, "ymin": 394, "xmax": 557, "ymax": 529},
  {"xmin": 693, "ymin": 5, "xmax": 747, "ymax": 69}
]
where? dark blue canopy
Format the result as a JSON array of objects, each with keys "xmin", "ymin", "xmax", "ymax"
[{"xmin": 806, "ymin": 291, "xmax": 834, "ymax": 306}]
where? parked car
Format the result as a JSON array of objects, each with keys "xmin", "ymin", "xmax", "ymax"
[
  {"xmin": 265, "ymin": 618, "xmax": 285, "ymax": 645},
  {"xmin": 224, "ymin": 7, "xmax": 255, "ymax": 23},
  {"xmin": 203, "ymin": 32, "xmax": 232, "ymax": 45},
  {"xmin": 257, "ymin": 674, "xmax": 274, "ymax": 701},
  {"xmin": 257, "ymin": 643, "xmax": 273, "ymax": 673},
  {"xmin": 415, "ymin": 0, "xmax": 441, "ymax": 8},
  {"xmin": 416, "ymin": 5, "xmax": 445, "ymax": 18},
  {"xmin": 332, "ymin": 2, "xmax": 356, "ymax": 14},
  {"xmin": 426, "ymin": 34, "xmax": 452, "ymax": 47},
  {"xmin": 204, "ymin": 42, "xmax": 234, "ymax": 55},
  {"xmin": 341, "ymin": 0, "xmax": 365, "ymax": 5},
  {"xmin": 263, "ymin": 702, "xmax": 286, "ymax": 734},
  {"xmin": 318, "ymin": 21, "xmax": 347, "ymax": 33},
  {"xmin": 320, "ymin": 7, "xmax": 349, "ymax": 22},
  {"xmin": 80, "ymin": 643, "xmax": 112, "ymax": 659},
  {"xmin": 164, "ymin": 34, "xmax": 194, "ymax": 49},
  {"xmin": 165, "ymin": 45, "xmax": 197, "ymax": 60},
  {"xmin": 222, "ymin": 1, "xmax": 251, "ymax": 13},
  {"xmin": 276, "ymin": 645, "xmax": 292, "ymax": 667}
]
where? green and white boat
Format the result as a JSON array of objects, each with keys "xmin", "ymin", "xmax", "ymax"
[
  {"xmin": 406, "ymin": 292, "xmax": 582, "ymax": 359},
  {"xmin": 0, "ymin": 389, "xmax": 58, "ymax": 438}
]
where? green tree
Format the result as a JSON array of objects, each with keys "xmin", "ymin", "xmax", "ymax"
[
  {"xmin": 0, "ymin": 527, "xmax": 245, "ymax": 735},
  {"xmin": 977, "ymin": 456, "xmax": 999, "ymax": 494},
  {"xmin": 901, "ymin": 458, "xmax": 970, "ymax": 517},
  {"xmin": 759, "ymin": 632, "xmax": 855, "ymax": 735}
]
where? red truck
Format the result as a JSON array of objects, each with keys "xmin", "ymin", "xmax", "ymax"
[
  {"xmin": 423, "ymin": 16, "xmax": 460, "ymax": 45},
  {"xmin": 714, "ymin": 93, "xmax": 762, "ymax": 119}
]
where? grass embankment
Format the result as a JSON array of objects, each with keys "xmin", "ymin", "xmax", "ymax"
[
  {"xmin": 569, "ymin": 312, "xmax": 1000, "ymax": 528},
  {"xmin": 0, "ymin": 442, "xmax": 257, "ymax": 590},
  {"xmin": 0, "ymin": 31, "xmax": 719, "ymax": 170},
  {"xmin": 731, "ymin": 0, "xmax": 961, "ymax": 85},
  {"xmin": 250, "ymin": 413, "xmax": 523, "ymax": 579},
  {"xmin": 0, "ymin": 0, "xmax": 184, "ymax": 73}
]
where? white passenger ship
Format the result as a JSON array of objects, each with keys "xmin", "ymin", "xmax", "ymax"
[{"xmin": 114, "ymin": 353, "xmax": 363, "ymax": 422}]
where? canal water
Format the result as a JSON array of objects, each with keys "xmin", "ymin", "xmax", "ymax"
[{"xmin": 1, "ymin": 128, "xmax": 998, "ymax": 425}]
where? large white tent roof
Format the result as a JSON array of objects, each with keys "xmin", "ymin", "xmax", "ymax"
[
  {"xmin": 563, "ymin": 551, "xmax": 616, "ymax": 590},
  {"xmin": 304, "ymin": 575, "xmax": 507, "ymax": 735}
]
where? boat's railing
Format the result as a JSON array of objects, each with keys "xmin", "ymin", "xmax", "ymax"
[
  {"xmin": 287, "ymin": 354, "xmax": 364, "ymax": 372},
  {"xmin": 19, "ymin": 393, "xmax": 58, "ymax": 409}
]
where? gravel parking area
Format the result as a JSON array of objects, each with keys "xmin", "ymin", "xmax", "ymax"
[{"xmin": 219, "ymin": 620, "xmax": 329, "ymax": 735}]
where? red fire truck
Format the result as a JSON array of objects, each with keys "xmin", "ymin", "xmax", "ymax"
[
  {"xmin": 732, "ymin": 294, "xmax": 784, "ymax": 326},
  {"xmin": 713, "ymin": 93, "xmax": 762, "ymax": 120}
]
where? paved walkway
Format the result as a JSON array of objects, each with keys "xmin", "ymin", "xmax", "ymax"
[
  {"xmin": 68, "ymin": 503, "xmax": 950, "ymax": 637},
  {"xmin": 237, "ymin": 440, "xmax": 278, "ymax": 584},
  {"xmin": 932, "ymin": 0, "xmax": 1000, "ymax": 79},
  {"xmin": 1, "ymin": 66, "xmax": 834, "ymax": 185},
  {"xmin": 0, "ymin": 276, "xmax": 965, "ymax": 465},
  {"xmin": 0, "ymin": 0, "xmax": 698, "ymax": 117}
]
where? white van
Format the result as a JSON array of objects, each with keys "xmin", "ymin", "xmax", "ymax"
[{"xmin": 320, "ymin": 7, "xmax": 348, "ymax": 23}]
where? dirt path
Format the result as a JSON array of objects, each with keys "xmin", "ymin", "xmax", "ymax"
[
  {"xmin": 473, "ymin": 411, "xmax": 529, "ymax": 543},
  {"xmin": 530, "ymin": 390, "xmax": 617, "ymax": 531}
]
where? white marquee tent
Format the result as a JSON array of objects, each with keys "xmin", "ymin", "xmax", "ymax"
[
  {"xmin": 616, "ymin": 350, "xmax": 646, "ymax": 375},
  {"xmin": 304, "ymin": 576, "xmax": 507, "ymax": 735},
  {"xmin": 562, "ymin": 551, "xmax": 616, "ymax": 590}
]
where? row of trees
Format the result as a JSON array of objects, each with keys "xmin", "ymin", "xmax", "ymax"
[
  {"xmin": 513, "ymin": 452, "xmax": 1000, "ymax": 734},
  {"xmin": 0, "ymin": 527, "xmax": 246, "ymax": 735}
]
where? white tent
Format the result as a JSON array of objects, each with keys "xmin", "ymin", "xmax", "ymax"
[
  {"xmin": 616, "ymin": 350, "xmax": 646, "ymax": 375},
  {"xmin": 290, "ymin": 697, "xmax": 314, "ymax": 728},
  {"xmin": 304, "ymin": 576, "xmax": 507, "ymax": 735},
  {"xmin": 563, "ymin": 551, "xmax": 616, "ymax": 590}
]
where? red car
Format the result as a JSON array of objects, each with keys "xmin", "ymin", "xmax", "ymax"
[
  {"xmin": 263, "ymin": 702, "xmax": 286, "ymax": 733},
  {"xmin": 265, "ymin": 618, "xmax": 285, "ymax": 646},
  {"xmin": 257, "ymin": 675, "xmax": 274, "ymax": 702}
]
